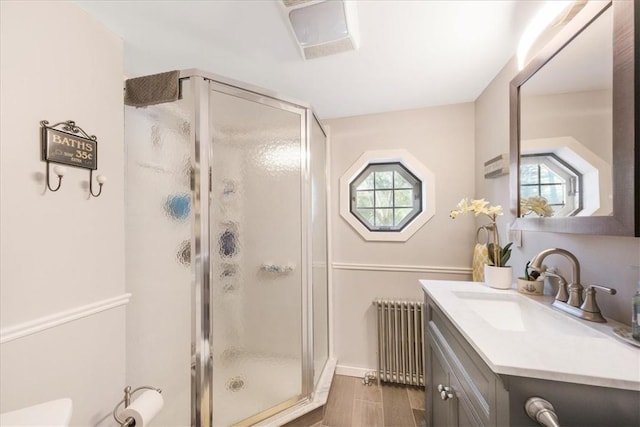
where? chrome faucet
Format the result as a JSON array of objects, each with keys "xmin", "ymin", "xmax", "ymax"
[{"xmin": 529, "ymin": 248, "xmax": 616, "ymax": 323}]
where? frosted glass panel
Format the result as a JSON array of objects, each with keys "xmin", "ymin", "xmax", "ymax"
[
  {"xmin": 124, "ymin": 81, "xmax": 192, "ymax": 426},
  {"xmin": 209, "ymin": 88, "xmax": 303, "ymax": 426},
  {"xmin": 310, "ymin": 117, "xmax": 329, "ymax": 388}
]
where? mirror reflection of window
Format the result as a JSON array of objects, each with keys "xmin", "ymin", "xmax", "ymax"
[
  {"xmin": 520, "ymin": 154, "xmax": 582, "ymax": 216},
  {"xmin": 519, "ymin": 6, "xmax": 613, "ymax": 218}
]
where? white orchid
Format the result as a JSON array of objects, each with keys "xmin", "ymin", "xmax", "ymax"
[
  {"xmin": 520, "ymin": 196, "xmax": 554, "ymax": 217},
  {"xmin": 450, "ymin": 198, "xmax": 503, "ymax": 221},
  {"xmin": 486, "ymin": 205, "xmax": 503, "ymax": 216},
  {"xmin": 450, "ymin": 197, "xmax": 511, "ymax": 267}
]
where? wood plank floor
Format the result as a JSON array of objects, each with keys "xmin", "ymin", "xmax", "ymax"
[{"xmin": 318, "ymin": 375, "xmax": 425, "ymax": 427}]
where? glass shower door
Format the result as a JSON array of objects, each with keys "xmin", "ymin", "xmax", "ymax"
[{"xmin": 208, "ymin": 84, "xmax": 306, "ymax": 426}]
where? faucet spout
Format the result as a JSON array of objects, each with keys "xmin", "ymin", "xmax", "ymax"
[
  {"xmin": 529, "ymin": 248, "xmax": 614, "ymax": 323},
  {"xmin": 529, "ymin": 247, "xmax": 581, "ymax": 288}
]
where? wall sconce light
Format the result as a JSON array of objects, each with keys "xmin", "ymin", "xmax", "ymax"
[{"xmin": 41, "ymin": 120, "xmax": 106, "ymax": 198}]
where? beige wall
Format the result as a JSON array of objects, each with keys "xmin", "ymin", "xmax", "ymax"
[
  {"xmin": 521, "ymin": 89, "xmax": 612, "ymax": 162},
  {"xmin": 475, "ymin": 57, "xmax": 640, "ymax": 325},
  {"xmin": 0, "ymin": 1, "xmax": 126, "ymax": 425},
  {"xmin": 324, "ymin": 103, "xmax": 476, "ymax": 373}
]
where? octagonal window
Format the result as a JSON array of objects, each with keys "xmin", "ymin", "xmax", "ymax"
[
  {"xmin": 340, "ymin": 149, "xmax": 435, "ymax": 242},
  {"xmin": 350, "ymin": 163, "xmax": 422, "ymax": 231}
]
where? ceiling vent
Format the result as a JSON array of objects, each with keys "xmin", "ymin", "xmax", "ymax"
[{"xmin": 281, "ymin": 0, "xmax": 359, "ymax": 60}]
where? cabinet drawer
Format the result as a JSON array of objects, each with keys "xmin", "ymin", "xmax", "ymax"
[{"xmin": 426, "ymin": 299, "xmax": 503, "ymax": 426}]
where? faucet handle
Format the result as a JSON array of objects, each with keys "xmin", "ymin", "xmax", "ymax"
[
  {"xmin": 580, "ymin": 285, "xmax": 617, "ymax": 321},
  {"xmin": 543, "ymin": 271, "xmax": 569, "ymax": 302},
  {"xmin": 588, "ymin": 284, "xmax": 617, "ymax": 295}
]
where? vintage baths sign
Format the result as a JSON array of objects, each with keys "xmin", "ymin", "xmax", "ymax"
[{"xmin": 42, "ymin": 125, "xmax": 97, "ymax": 170}]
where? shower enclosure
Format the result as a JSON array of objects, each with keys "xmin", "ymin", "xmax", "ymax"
[{"xmin": 125, "ymin": 70, "xmax": 330, "ymax": 426}]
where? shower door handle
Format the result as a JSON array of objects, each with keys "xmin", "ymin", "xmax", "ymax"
[{"xmin": 261, "ymin": 263, "xmax": 295, "ymax": 274}]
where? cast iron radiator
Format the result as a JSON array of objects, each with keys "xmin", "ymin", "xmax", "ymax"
[{"xmin": 374, "ymin": 299, "xmax": 425, "ymax": 386}]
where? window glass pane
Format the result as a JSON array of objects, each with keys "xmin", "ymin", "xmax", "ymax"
[
  {"xmin": 356, "ymin": 190, "xmax": 374, "ymax": 208},
  {"xmin": 357, "ymin": 173, "xmax": 374, "ymax": 190},
  {"xmin": 375, "ymin": 190, "xmax": 393, "ymax": 207},
  {"xmin": 375, "ymin": 171, "xmax": 393, "ymax": 189},
  {"xmin": 348, "ymin": 161, "xmax": 425, "ymax": 232},
  {"xmin": 375, "ymin": 209, "xmax": 393, "ymax": 226},
  {"xmin": 520, "ymin": 164, "xmax": 538, "ymax": 185},
  {"xmin": 539, "ymin": 164, "xmax": 563, "ymax": 184},
  {"xmin": 394, "ymin": 189, "xmax": 413, "ymax": 207},
  {"xmin": 541, "ymin": 185, "xmax": 565, "ymax": 204},
  {"xmin": 521, "ymin": 185, "xmax": 539, "ymax": 198},
  {"xmin": 395, "ymin": 208, "xmax": 413, "ymax": 224},
  {"xmin": 394, "ymin": 171, "xmax": 412, "ymax": 189},
  {"xmin": 357, "ymin": 208, "xmax": 374, "ymax": 224}
]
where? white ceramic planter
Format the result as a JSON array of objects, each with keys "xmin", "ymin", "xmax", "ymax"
[{"xmin": 484, "ymin": 265, "xmax": 513, "ymax": 289}]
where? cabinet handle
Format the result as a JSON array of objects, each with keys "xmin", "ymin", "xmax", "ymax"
[{"xmin": 437, "ymin": 384, "xmax": 454, "ymax": 400}]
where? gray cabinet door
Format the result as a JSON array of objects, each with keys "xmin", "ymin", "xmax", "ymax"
[
  {"xmin": 429, "ymin": 341, "xmax": 453, "ymax": 427},
  {"xmin": 450, "ymin": 372, "xmax": 480, "ymax": 427}
]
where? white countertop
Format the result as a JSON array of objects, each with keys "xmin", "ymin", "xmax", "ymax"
[{"xmin": 420, "ymin": 280, "xmax": 640, "ymax": 391}]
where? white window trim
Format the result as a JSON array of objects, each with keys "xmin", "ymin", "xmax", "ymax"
[{"xmin": 339, "ymin": 149, "xmax": 436, "ymax": 242}]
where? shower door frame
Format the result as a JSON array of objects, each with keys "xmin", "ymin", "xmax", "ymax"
[{"xmin": 181, "ymin": 69, "xmax": 328, "ymax": 427}]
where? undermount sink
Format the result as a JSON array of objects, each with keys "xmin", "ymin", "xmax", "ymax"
[
  {"xmin": 453, "ymin": 291, "xmax": 604, "ymax": 338},
  {"xmin": 0, "ymin": 398, "xmax": 72, "ymax": 427},
  {"xmin": 421, "ymin": 280, "xmax": 640, "ymax": 391}
]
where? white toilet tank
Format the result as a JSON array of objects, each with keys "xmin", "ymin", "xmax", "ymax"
[{"xmin": 0, "ymin": 398, "xmax": 72, "ymax": 426}]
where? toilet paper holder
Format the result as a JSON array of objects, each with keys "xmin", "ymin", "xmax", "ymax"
[{"xmin": 113, "ymin": 385, "xmax": 162, "ymax": 427}]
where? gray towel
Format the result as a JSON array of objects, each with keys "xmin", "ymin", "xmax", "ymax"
[{"xmin": 124, "ymin": 70, "xmax": 180, "ymax": 107}]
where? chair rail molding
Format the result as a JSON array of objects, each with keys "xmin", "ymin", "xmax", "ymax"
[
  {"xmin": 0, "ymin": 293, "xmax": 132, "ymax": 344},
  {"xmin": 332, "ymin": 262, "xmax": 472, "ymax": 276}
]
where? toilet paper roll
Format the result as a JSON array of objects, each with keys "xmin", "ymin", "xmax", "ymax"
[{"xmin": 121, "ymin": 390, "xmax": 163, "ymax": 427}]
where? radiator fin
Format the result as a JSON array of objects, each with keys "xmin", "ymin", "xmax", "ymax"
[{"xmin": 374, "ymin": 299, "xmax": 425, "ymax": 387}]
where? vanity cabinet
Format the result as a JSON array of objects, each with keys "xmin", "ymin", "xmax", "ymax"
[
  {"xmin": 428, "ymin": 338, "xmax": 483, "ymax": 427},
  {"xmin": 425, "ymin": 295, "xmax": 508, "ymax": 427},
  {"xmin": 424, "ymin": 291, "xmax": 640, "ymax": 427}
]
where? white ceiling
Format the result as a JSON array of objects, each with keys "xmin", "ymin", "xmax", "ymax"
[{"xmin": 75, "ymin": 0, "xmax": 545, "ymax": 119}]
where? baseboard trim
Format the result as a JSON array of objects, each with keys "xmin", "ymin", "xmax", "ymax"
[
  {"xmin": 332, "ymin": 262, "xmax": 472, "ymax": 276},
  {"xmin": 0, "ymin": 293, "xmax": 132, "ymax": 344},
  {"xmin": 335, "ymin": 364, "xmax": 374, "ymax": 378}
]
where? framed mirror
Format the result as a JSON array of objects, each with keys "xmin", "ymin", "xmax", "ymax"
[{"xmin": 509, "ymin": 0, "xmax": 638, "ymax": 236}]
